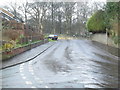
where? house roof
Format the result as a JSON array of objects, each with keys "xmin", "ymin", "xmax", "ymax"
[{"xmin": 0, "ymin": 8, "xmax": 14, "ymax": 18}]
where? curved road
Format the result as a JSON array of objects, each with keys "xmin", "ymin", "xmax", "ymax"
[{"xmin": 1, "ymin": 40, "xmax": 119, "ymax": 88}]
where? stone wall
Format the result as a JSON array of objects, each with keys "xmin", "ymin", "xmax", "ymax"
[{"xmin": 91, "ymin": 34, "xmax": 118, "ymax": 48}]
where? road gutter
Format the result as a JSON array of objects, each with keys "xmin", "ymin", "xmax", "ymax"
[{"xmin": 1, "ymin": 43, "xmax": 55, "ymax": 70}]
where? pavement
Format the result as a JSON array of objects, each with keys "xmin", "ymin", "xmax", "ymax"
[
  {"xmin": 1, "ymin": 39, "xmax": 119, "ymax": 88},
  {"xmin": 1, "ymin": 41, "xmax": 56, "ymax": 69},
  {"xmin": 91, "ymin": 41, "xmax": 120, "ymax": 57}
]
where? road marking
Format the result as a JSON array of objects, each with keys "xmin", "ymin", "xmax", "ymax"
[
  {"xmin": 45, "ymin": 86, "xmax": 49, "ymax": 88},
  {"xmin": 20, "ymin": 68, "xmax": 24, "ymax": 73},
  {"xmin": 25, "ymin": 81, "xmax": 32, "ymax": 85},
  {"xmin": 61, "ymin": 72, "xmax": 67, "ymax": 75},
  {"xmin": 34, "ymin": 77, "xmax": 40, "ymax": 80},
  {"xmin": 20, "ymin": 65, "xmax": 23, "ymax": 68},
  {"xmin": 21, "ymin": 63, "xmax": 25, "ymax": 66},
  {"xmin": 20, "ymin": 63, "xmax": 25, "ymax": 69},
  {"xmin": 29, "ymin": 66, "xmax": 32, "ymax": 68},
  {"xmin": 22, "ymin": 63, "xmax": 25, "ymax": 65},
  {"xmin": 29, "ymin": 69, "xmax": 34, "ymax": 72},
  {"xmin": 76, "ymin": 67, "xmax": 81, "ymax": 69},
  {"xmin": 22, "ymin": 76, "xmax": 26, "ymax": 79},
  {"xmin": 29, "ymin": 65, "xmax": 32, "ymax": 68},
  {"xmin": 20, "ymin": 73, "xmax": 25, "ymax": 76},
  {"xmin": 29, "ymin": 61, "xmax": 33, "ymax": 64},
  {"xmin": 38, "ymin": 80, "xmax": 43, "ymax": 83},
  {"xmin": 29, "ymin": 67, "xmax": 33, "ymax": 70},
  {"xmin": 28, "ymin": 62, "xmax": 35, "ymax": 75},
  {"xmin": 27, "ymin": 61, "xmax": 46, "ymax": 87},
  {"xmin": 20, "ymin": 70, "xmax": 23, "ymax": 73},
  {"xmin": 19, "ymin": 62, "xmax": 38, "ymax": 88},
  {"xmin": 29, "ymin": 64, "xmax": 32, "ymax": 66},
  {"xmin": 31, "ymin": 86, "xmax": 36, "ymax": 88},
  {"xmin": 20, "ymin": 67, "xmax": 24, "ymax": 69},
  {"xmin": 31, "ymin": 72, "xmax": 34, "ymax": 75},
  {"xmin": 73, "ymin": 77, "xmax": 78, "ymax": 80}
]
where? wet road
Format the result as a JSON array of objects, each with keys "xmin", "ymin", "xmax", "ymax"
[{"xmin": 1, "ymin": 40, "xmax": 119, "ymax": 88}]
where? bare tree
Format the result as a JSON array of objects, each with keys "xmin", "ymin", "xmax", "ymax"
[
  {"xmin": 27, "ymin": 2, "xmax": 48, "ymax": 34},
  {"xmin": 3, "ymin": 1, "xmax": 106, "ymax": 36},
  {"xmin": 63, "ymin": 2, "xmax": 76, "ymax": 35},
  {"xmin": 19, "ymin": 1, "xmax": 30, "ymax": 24},
  {"xmin": 4, "ymin": 2, "xmax": 23, "ymax": 20}
]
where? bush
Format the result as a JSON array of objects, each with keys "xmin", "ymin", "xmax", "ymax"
[
  {"xmin": 3, "ymin": 30, "xmax": 20, "ymax": 41},
  {"xmin": 2, "ymin": 43, "xmax": 14, "ymax": 51},
  {"xmin": 48, "ymin": 38, "xmax": 54, "ymax": 42},
  {"xmin": 113, "ymin": 36, "xmax": 120, "ymax": 44},
  {"xmin": 86, "ymin": 10, "xmax": 106, "ymax": 33}
]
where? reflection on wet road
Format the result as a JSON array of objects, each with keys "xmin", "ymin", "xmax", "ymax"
[{"xmin": 1, "ymin": 40, "xmax": 119, "ymax": 88}]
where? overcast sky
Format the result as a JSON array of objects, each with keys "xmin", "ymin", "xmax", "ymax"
[
  {"xmin": 0, "ymin": 0, "xmax": 108, "ymax": 8},
  {"xmin": 0, "ymin": 0, "xmax": 33, "ymax": 7},
  {"xmin": 1, "ymin": 0, "xmax": 120, "ymax": 7}
]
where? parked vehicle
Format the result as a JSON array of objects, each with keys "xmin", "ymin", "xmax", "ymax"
[{"xmin": 48, "ymin": 34, "xmax": 58, "ymax": 40}]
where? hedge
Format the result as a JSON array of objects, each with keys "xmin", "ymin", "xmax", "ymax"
[{"xmin": 86, "ymin": 10, "xmax": 106, "ymax": 33}]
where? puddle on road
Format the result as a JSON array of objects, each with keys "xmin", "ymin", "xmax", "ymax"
[
  {"xmin": 64, "ymin": 46, "xmax": 73, "ymax": 62},
  {"xmin": 44, "ymin": 59, "xmax": 71, "ymax": 73},
  {"xmin": 31, "ymin": 40, "xmax": 119, "ymax": 88},
  {"xmin": 94, "ymin": 52, "xmax": 118, "ymax": 64},
  {"xmin": 41, "ymin": 52, "xmax": 118, "ymax": 88}
]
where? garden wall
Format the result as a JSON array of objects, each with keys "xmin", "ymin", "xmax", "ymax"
[
  {"xmin": 2, "ymin": 39, "xmax": 48, "ymax": 60},
  {"xmin": 91, "ymin": 33, "xmax": 118, "ymax": 48}
]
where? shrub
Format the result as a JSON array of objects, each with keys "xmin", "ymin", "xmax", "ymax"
[
  {"xmin": 3, "ymin": 30, "xmax": 20, "ymax": 41},
  {"xmin": 113, "ymin": 36, "xmax": 120, "ymax": 44},
  {"xmin": 86, "ymin": 10, "xmax": 106, "ymax": 33},
  {"xmin": 48, "ymin": 38, "xmax": 54, "ymax": 42},
  {"xmin": 2, "ymin": 43, "xmax": 14, "ymax": 51}
]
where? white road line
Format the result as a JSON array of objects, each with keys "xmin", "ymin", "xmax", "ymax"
[
  {"xmin": 29, "ymin": 63, "xmax": 32, "ymax": 66},
  {"xmin": 29, "ymin": 67, "xmax": 33, "ymax": 69},
  {"xmin": 31, "ymin": 86, "xmax": 36, "ymax": 88},
  {"xmin": 34, "ymin": 77, "xmax": 40, "ymax": 80},
  {"xmin": 20, "ymin": 63, "xmax": 25, "ymax": 66},
  {"xmin": 20, "ymin": 67, "xmax": 24, "ymax": 70},
  {"xmin": 38, "ymin": 80, "xmax": 43, "ymax": 83},
  {"xmin": 20, "ymin": 64, "xmax": 24, "ymax": 68},
  {"xmin": 29, "ymin": 65, "xmax": 32, "ymax": 68},
  {"xmin": 29, "ymin": 62, "xmax": 32, "ymax": 64},
  {"xmin": 20, "ymin": 73, "xmax": 25, "ymax": 76},
  {"xmin": 29, "ymin": 67, "xmax": 33, "ymax": 70},
  {"xmin": 19, "ymin": 62, "xmax": 38, "ymax": 88},
  {"xmin": 20, "ymin": 69, "xmax": 24, "ymax": 72},
  {"xmin": 29, "ymin": 69, "xmax": 33, "ymax": 71},
  {"xmin": 45, "ymin": 86, "xmax": 49, "ymax": 88},
  {"xmin": 22, "ymin": 76, "xmax": 26, "ymax": 79},
  {"xmin": 31, "ymin": 72, "xmax": 34, "ymax": 75},
  {"xmin": 73, "ymin": 77, "xmax": 78, "ymax": 80},
  {"xmin": 20, "ymin": 66, "xmax": 23, "ymax": 68},
  {"xmin": 22, "ymin": 63, "xmax": 25, "ymax": 65},
  {"xmin": 76, "ymin": 67, "xmax": 81, "ymax": 69},
  {"xmin": 25, "ymin": 81, "xmax": 32, "ymax": 85},
  {"xmin": 26, "ymin": 61, "xmax": 47, "ymax": 87},
  {"xmin": 28, "ymin": 63, "xmax": 35, "ymax": 75},
  {"xmin": 33, "ymin": 76, "xmax": 43, "ymax": 83}
]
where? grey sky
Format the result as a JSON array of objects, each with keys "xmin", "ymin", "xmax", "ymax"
[
  {"xmin": 0, "ymin": 0, "xmax": 33, "ymax": 7},
  {"xmin": 0, "ymin": 0, "xmax": 107, "ymax": 8}
]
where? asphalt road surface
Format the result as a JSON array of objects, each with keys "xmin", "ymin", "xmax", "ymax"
[{"xmin": 1, "ymin": 40, "xmax": 119, "ymax": 88}]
